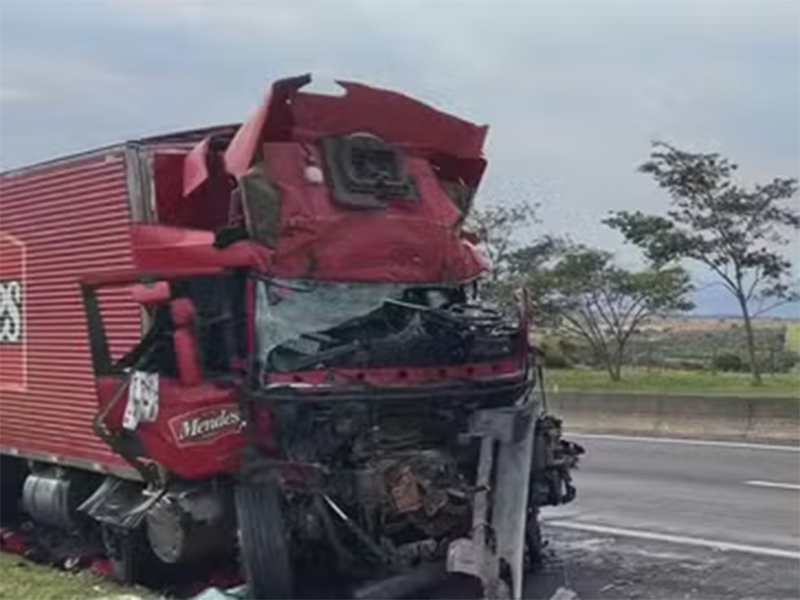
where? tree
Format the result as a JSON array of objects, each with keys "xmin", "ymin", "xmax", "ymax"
[
  {"xmin": 468, "ymin": 200, "xmax": 539, "ymax": 285},
  {"xmin": 544, "ymin": 246, "xmax": 693, "ymax": 381},
  {"xmin": 605, "ymin": 142, "xmax": 800, "ymax": 385},
  {"xmin": 467, "ymin": 201, "xmax": 552, "ymax": 305},
  {"xmin": 507, "ymin": 236, "xmax": 567, "ymax": 325}
]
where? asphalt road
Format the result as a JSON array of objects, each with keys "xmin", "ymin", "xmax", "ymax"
[{"xmin": 524, "ymin": 434, "xmax": 800, "ymax": 600}]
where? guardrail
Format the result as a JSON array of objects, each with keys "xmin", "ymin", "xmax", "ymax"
[{"xmin": 548, "ymin": 393, "xmax": 800, "ymax": 444}]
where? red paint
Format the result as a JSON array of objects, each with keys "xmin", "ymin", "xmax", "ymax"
[
  {"xmin": 212, "ymin": 75, "xmax": 491, "ymax": 283},
  {"xmin": 0, "ymin": 527, "xmax": 30, "ymax": 555},
  {"xmin": 225, "ymin": 75, "xmax": 487, "ymax": 176},
  {"xmin": 0, "ymin": 152, "xmax": 141, "ymax": 470},
  {"xmin": 1, "ymin": 75, "xmax": 502, "ymax": 483},
  {"xmin": 0, "ymin": 151, "xmax": 266, "ymax": 474},
  {"xmin": 153, "ymin": 152, "xmax": 232, "ymax": 231},
  {"xmin": 132, "ymin": 144, "xmax": 489, "ymax": 283},
  {"xmin": 182, "ymin": 136, "xmax": 211, "ymax": 196},
  {"xmin": 265, "ymin": 357, "xmax": 525, "ymax": 388},
  {"xmin": 129, "ymin": 224, "xmax": 273, "ymax": 275},
  {"xmin": 88, "ymin": 560, "xmax": 115, "ymax": 579},
  {"xmin": 225, "ymin": 75, "xmax": 308, "ymax": 175},
  {"xmin": 167, "ymin": 403, "xmax": 242, "ymax": 448},
  {"xmin": 96, "ymin": 377, "xmax": 248, "ymax": 479},
  {"xmin": 249, "ymin": 143, "xmax": 486, "ymax": 282},
  {"xmin": 130, "ymin": 281, "xmax": 171, "ymax": 306}
]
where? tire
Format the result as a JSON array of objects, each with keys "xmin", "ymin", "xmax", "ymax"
[
  {"xmin": 235, "ymin": 482, "xmax": 293, "ymax": 599},
  {"xmin": 101, "ymin": 525, "xmax": 157, "ymax": 586}
]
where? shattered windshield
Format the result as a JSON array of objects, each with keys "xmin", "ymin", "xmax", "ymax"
[
  {"xmin": 255, "ymin": 279, "xmax": 409, "ymax": 364},
  {"xmin": 254, "ymin": 278, "xmax": 518, "ymax": 376}
]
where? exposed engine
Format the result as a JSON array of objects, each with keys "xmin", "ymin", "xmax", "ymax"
[{"xmin": 272, "ymin": 397, "xmax": 480, "ymax": 566}]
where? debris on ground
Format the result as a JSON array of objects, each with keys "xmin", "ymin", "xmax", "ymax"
[
  {"xmin": 548, "ymin": 586, "xmax": 579, "ymax": 600},
  {"xmin": 192, "ymin": 586, "xmax": 246, "ymax": 600}
]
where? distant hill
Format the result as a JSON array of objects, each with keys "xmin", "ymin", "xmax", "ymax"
[{"xmin": 692, "ymin": 285, "xmax": 800, "ymax": 319}]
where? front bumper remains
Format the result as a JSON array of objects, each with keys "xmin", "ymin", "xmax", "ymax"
[{"xmin": 446, "ymin": 396, "xmax": 537, "ymax": 600}]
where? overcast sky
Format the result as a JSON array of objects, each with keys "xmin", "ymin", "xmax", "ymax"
[{"xmin": 1, "ymin": 0, "xmax": 798, "ymax": 315}]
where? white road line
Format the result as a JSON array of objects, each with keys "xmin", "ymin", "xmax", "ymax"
[
  {"xmin": 744, "ymin": 480, "xmax": 800, "ymax": 491},
  {"xmin": 546, "ymin": 520, "xmax": 800, "ymax": 560},
  {"xmin": 566, "ymin": 432, "xmax": 800, "ymax": 452}
]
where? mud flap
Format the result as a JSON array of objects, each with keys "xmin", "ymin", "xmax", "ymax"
[{"xmin": 446, "ymin": 397, "xmax": 537, "ymax": 600}]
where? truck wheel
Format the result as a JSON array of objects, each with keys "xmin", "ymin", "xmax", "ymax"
[
  {"xmin": 101, "ymin": 525, "xmax": 155, "ymax": 586},
  {"xmin": 235, "ymin": 482, "xmax": 293, "ymax": 599}
]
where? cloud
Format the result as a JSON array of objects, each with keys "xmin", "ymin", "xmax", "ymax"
[
  {"xmin": 1, "ymin": 0, "xmax": 797, "ymax": 313},
  {"xmin": 0, "ymin": 54, "xmax": 141, "ymax": 109},
  {"xmin": 0, "ymin": 87, "xmax": 36, "ymax": 104}
]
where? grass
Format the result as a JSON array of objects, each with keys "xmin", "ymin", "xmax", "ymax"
[
  {"xmin": 787, "ymin": 322, "xmax": 800, "ymax": 354},
  {"xmin": 545, "ymin": 367, "xmax": 800, "ymax": 397},
  {"xmin": 0, "ymin": 553, "xmax": 157, "ymax": 600}
]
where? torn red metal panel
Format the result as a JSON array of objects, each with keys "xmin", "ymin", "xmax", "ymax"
[
  {"xmin": 247, "ymin": 142, "xmax": 486, "ymax": 282},
  {"xmin": 224, "ymin": 74, "xmax": 310, "ymax": 177},
  {"xmin": 224, "ymin": 75, "xmax": 488, "ymax": 178},
  {"xmin": 291, "ymin": 81, "xmax": 488, "ymax": 157},
  {"xmin": 129, "ymin": 224, "xmax": 273, "ymax": 275},
  {"xmin": 155, "ymin": 152, "xmax": 231, "ymax": 230},
  {"xmin": 183, "ymin": 136, "xmax": 211, "ymax": 197}
]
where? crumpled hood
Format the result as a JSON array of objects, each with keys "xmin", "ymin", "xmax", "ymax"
[{"xmin": 166, "ymin": 75, "xmax": 492, "ymax": 283}]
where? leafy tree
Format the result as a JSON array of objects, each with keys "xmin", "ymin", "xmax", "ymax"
[
  {"xmin": 605, "ymin": 142, "xmax": 800, "ymax": 384},
  {"xmin": 508, "ymin": 236, "xmax": 566, "ymax": 275},
  {"xmin": 468, "ymin": 200, "xmax": 539, "ymax": 285},
  {"xmin": 466, "ymin": 201, "xmax": 574, "ymax": 330},
  {"xmin": 467, "ymin": 201, "xmax": 556, "ymax": 315},
  {"xmin": 507, "ymin": 236, "xmax": 567, "ymax": 325},
  {"xmin": 544, "ymin": 246, "xmax": 693, "ymax": 381}
]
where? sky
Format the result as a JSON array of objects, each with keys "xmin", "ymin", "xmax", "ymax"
[{"xmin": 1, "ymin": 0, "xmax": 798, "ymax": 316}]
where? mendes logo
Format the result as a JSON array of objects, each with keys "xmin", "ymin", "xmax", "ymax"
[
  {"xmin": 0, "ymin": 233, "xmax": 26, "ymax": 391},
  {"xmin": 169, "ymin": 405, "xmax": 243, "ymax": 445}
]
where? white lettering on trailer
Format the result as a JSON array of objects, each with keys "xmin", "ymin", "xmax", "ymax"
[{"xmin": 0, "ymin": 280, "xmax": 22, "ymax": 343}]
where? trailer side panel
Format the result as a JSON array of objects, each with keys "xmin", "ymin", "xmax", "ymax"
[{"xmin": 0, "ymin": 151, "xmax": 141, "ymax": 469}]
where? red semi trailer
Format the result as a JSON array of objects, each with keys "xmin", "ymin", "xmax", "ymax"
[{"xmin": 0, "ymin": 75, "xmax": 582, "ymax": 599}]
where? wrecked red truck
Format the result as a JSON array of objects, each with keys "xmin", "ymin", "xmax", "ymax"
[{"xmin": 0, "ymin": 75, "xmax": 582, "ymax": 599}]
